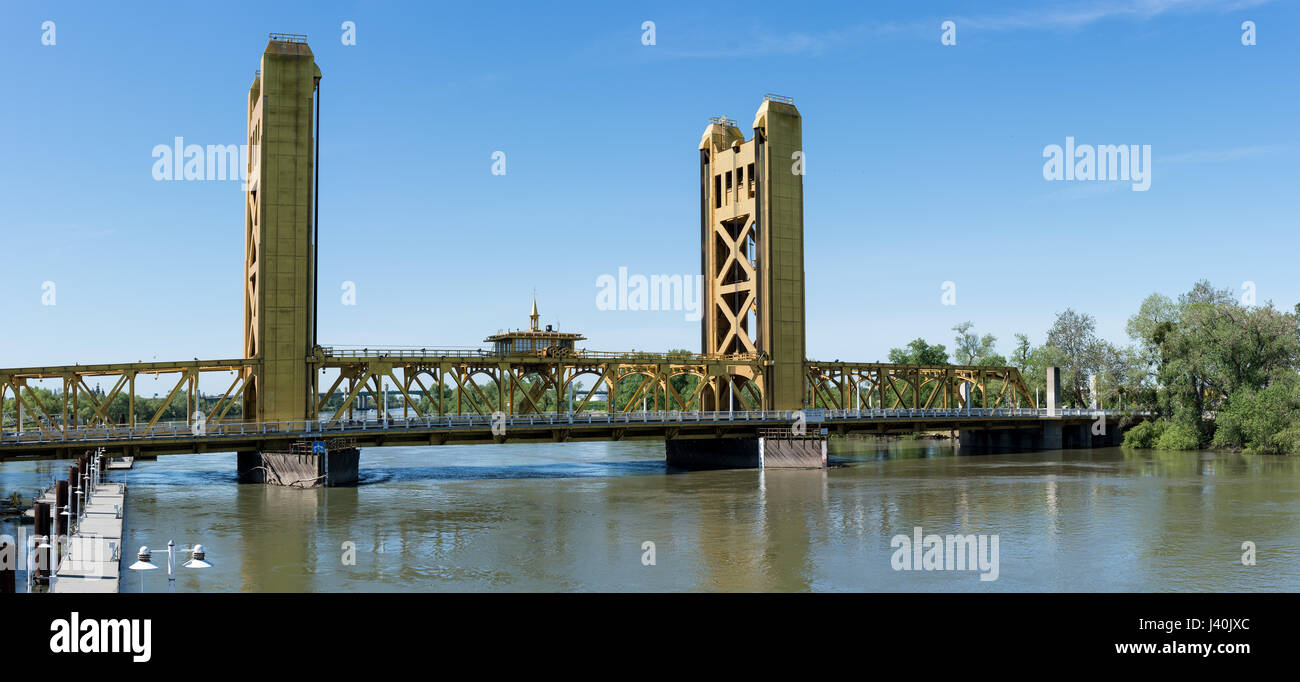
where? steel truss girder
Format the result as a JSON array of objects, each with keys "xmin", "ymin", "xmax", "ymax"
[
  {"xmin": 0, "ymin": 359, "xmax": 255, "ymax": 436},
  {"xmin": 803, "ymin": 362, "xmax": 1036, "ymax": 411},
  {"xmin": 310, "ymin": 354, "xmax": 770, "ymax": 423},
  {"xmin": 1, "ymin": 355, "xmax": 1035, "ymax": 437}
]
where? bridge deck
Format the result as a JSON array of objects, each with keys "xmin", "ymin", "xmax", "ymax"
[{"xmin": 0, "ymin": 408, "xmax": 1138, "ymax": 461}]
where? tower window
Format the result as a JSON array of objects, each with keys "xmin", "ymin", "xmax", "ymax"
[{"xmin": 714, "ymin": 174, "xmax": 721, "ymax": 209}]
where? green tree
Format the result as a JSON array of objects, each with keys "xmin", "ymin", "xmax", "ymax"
[
  {"xmin": 887, "ymin": 338, "xmax": 949, "ymax": 365},
  {"xmin": 951, "ymin": 322, "xmax": 1002, "ymax": 366},
  {"xmin": 1126, "ymin": 281, "xmax": 1300, "ymax": 445}
]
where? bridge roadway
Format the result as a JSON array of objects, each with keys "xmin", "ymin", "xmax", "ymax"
[{"xmin": 0, "ymin": 408, "xmax": 1132, "ymax": 462}]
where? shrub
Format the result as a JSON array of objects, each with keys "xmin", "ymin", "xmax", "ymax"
[
  {"xmin": 1156, "ymin": 420, "xmax": 1202, "ymax": 450},
  {"xmin": 1122, "ymin": 420, "xmax": 1167, "ymax": 448},
  {"xmin": 1212, "ymin": 373, "xmax": 1300, "ymax": 455}
]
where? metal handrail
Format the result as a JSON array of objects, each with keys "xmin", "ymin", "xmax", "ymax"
[
  {"xmin": 317, "ymin": 346, "xmax": 759, "ymax": 363},
  {"xmin": 0, "ymin": 408, "xmax": 1151, "ymax": 446}
]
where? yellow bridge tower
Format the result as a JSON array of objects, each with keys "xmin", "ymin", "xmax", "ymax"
[
  {"xmin": 242, "ymin": 34, "xmax": 321, "ymax": 422},
  {"xmin": 699, "ymin": 95, "xmax": 807, "ymax": 411}
]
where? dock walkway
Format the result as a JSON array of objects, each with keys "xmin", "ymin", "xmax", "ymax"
[{"xmin": 51, "ymin": 482, "xmax": 125, "ymax": 593}]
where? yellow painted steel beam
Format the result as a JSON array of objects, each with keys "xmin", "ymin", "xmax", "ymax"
[
  {"xmin": 327, "ymin": 367, "xmax": 372, "ymax": 424},
  {"xmin": 384, "ymin": 368, "xmax": 424, "ymax": 419},
  {"xmin": 146, "ymin": 371, "xmax": 193, "ymax": 428},
  {"xmin": 0, "ymin": 359, "xmax": 254, "ymax": 379}
]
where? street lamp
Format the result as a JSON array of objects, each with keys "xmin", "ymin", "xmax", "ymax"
[
  {"xmin": 183, "ymin": 545, "xmax": 211, "ymax": 569},
  {"xmin": 27, "ymin": 534, "xmax": 51, "ymax": 591},
  {"xmin": 127, "ymin": 546, "xmax": 158, "ymax": 592},
  {"xmin": 127, "ymin": 541, "xmax": 212, "ymax": 592},
  {"xmin": 70, "ymin": 488, "xmax": 83, "ymax": 532}
]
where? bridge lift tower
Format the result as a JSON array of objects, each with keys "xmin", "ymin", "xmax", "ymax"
[
  {"xmin": 698, "ymin": 96, "xmax": 806, "ymax": 411},
  {"xmin": 242, "ymin": 34, "xmax": 321, "ymax": 424}
]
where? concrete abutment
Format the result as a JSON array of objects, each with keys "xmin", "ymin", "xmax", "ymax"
[{"xmin": 666, "ymin": 435, "xmax": 827, "ymax": 470}]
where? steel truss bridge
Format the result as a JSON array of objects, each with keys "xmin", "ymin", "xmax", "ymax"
[
  {"xmin": 0, "ymin": 349, "xmax": 1043, "ymax": 460},
  {"xmin": 0, "ymin": 404, "xmax": 1121, "ymax": 462},
  {"xmin": 0, "ymin": 39, "xmax": 1070, "ymax": 464}
]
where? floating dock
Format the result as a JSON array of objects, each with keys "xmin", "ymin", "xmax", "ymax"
[{"xmin": 51, "ymin": 482, "xmax": 125, "ymax": 593}]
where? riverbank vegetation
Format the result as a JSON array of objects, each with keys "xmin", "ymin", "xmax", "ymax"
[{"xmin": 888, "ymin": 281, "xmax": 1300, "ymax": 454}]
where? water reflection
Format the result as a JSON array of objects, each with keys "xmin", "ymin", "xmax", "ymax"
[{"xmin": 1, "ymin": 438, "xmax": 1297, "ymax": 592}]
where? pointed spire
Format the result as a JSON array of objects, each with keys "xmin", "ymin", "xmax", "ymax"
[{"xmin": 529, "ymin": 295, "xmax": 540, "ymax": 332}]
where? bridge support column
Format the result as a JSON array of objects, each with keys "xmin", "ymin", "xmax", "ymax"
[
  {"xmin": 237, "ymin": 448, "xmax": 360, "ymax": 488},
  {"xmin": 958, "ymin": 426, "xmax": 1055, "ymax": 454},
  {"xmin": 1041, "ymin": 421, "xmax": 1063, "ymax": 450},
  {"xmin": 957, "ymin": 428, "xmax": 989, "ymax": 451},
  {"xmin": 1095, "ymin": 420, "xmax": 1124, "ymax": 447},
  {"xmin": 1046, "ymin": 366, "xmax": 1061, "ymax": 416},
  {"xmin": 666, "ymin": 435, "xmax": 827, "ymax": 470}
]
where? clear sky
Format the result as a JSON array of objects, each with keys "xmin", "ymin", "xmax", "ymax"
[{"xmin": 2, "ymin": 0, "xmax": 1297, "ymax": 385}]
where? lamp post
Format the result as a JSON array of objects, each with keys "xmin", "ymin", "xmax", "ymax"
[
  {"xmin": 127, "ymin": 542, "xmax": 212, "ymax": 592},
  {"xmin": 57, "ymin": 504, "xmax": 71, "ymax": 566},
  {"xmin": 71, "ymin": 487, "xmax": 83, "ymax": 532},
  {"xmin": 26, "ymin": 534, "xmax": 51, "ymax": 591}
]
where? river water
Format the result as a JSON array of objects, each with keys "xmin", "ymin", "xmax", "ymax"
[{"xmin": 3, "ymin": 438, "xmax": 1298, "ymax": 592}]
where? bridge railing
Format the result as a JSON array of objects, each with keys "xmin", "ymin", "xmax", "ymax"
[
  {"xmin": 317, "ymin": 346, "xmax": 757, "ymax": 363},
  {"xmin": 0, "ymin": 408, "xmax": 1147, "ymax": 447}
]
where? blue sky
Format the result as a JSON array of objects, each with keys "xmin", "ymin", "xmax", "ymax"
[{"xmin": 1, "ymin": 0, "xmax": 1297, "ymax": 382}]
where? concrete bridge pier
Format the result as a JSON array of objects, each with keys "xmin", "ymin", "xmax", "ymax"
[
  {"xmin": 957, "ymin": 426, "xmax": 1048, "ymax": 454},
  {"xmin": 1041, "ymin": 421, "xmax": 1062, "ymax": 449},
  {"xmin": 237, "ymin": 446, "xmax": 360, "ymax": 488},
  {"xmin": 666, "ymin": 433, "xmax": 828, "ymax": 470},
  {"xmin": 958, "ymin": 418, "xmax": 1125, "ymax": 454}
]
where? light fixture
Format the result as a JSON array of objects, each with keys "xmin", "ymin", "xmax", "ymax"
[
  {"xmin": 182, "ymin": 544, "xmax": 212, "ymax": 569},
  {"xmin": 128, "ymin": 546, "xmax": 158, "ymax": 571}
]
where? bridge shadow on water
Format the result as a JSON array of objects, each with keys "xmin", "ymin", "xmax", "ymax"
[
  {"xmin": 113, "ymin": 455, "xmax": 692, "ymax": 487},
  {"xmin": 357, "ymin": 459, "xmax": 673, "ymax": 485}
]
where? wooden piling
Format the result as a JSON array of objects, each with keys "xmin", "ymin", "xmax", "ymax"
[
  {"xmin": 33, "ymin": 501, "xmax": 51, "ymax": 581},
  {"xmin": 68, "ymin": 465, "xmax": 79, "ymax": 518},
  {"xmin": 55, "ymin": 480, "xmax": 69, "ymax": 538}
]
